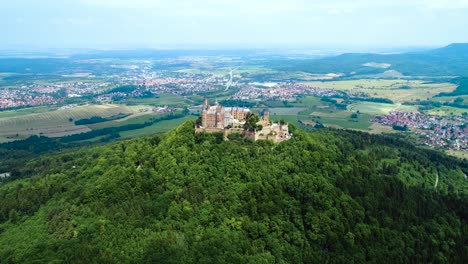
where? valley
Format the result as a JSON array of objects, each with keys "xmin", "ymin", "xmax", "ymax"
[{"xmin": 1, "ymin": 45, "xmax": 468, "ymax": 156}]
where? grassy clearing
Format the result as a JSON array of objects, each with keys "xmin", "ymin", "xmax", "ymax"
[
  {"xmin": 446, "ymin": 150, "xmax": 468, "ymax": 160},
  {"xmin": 303, "ymin": 80, "xmax": 456, "ymax": 102}
]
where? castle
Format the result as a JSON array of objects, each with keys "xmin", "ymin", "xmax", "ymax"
[{"xmin": 195, "ymin": 97, "xmax": 291, "ymax": 143}]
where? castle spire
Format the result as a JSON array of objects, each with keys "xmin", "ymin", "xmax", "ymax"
[{"xmin": 203, "ymin": 96, "xmax": 208, "ymax": 108}]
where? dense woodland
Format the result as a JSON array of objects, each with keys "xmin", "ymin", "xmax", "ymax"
[{"xmin": 0, "ymin": 121, "xmax": 467, "ymax": 263}]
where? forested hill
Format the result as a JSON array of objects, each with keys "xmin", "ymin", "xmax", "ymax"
[
  {"xmin": 0, "ymin": 121, "xmax": 467, "ymax": 263},
  {"xmin": 267, "ymin": 43, "xmax": 468, "ymax": 77}
]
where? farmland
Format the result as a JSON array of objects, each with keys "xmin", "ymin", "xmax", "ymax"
[
  {"xmin": 0, "ymin": 50, "xmax": 467, "ymax": 157},
  {"xmin": 0, "ymin": 104, "xmax": 151, "ymax": 142}
]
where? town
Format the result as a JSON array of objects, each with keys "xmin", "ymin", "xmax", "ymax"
[{"xmin": 373, "ymin": 111, "xmax": 468, "ymax": 151}]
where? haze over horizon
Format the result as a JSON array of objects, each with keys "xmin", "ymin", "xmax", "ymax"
[{"xmin": 2, "ymin": 0, "xmax": 468, "ymax": 51}]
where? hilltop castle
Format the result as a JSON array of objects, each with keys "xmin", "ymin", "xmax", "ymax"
[{"xmin": 195, "ymin": 97, "xmax": 291, "ymax": 143}]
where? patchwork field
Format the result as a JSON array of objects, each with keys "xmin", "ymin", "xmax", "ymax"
[
  {"xmin": 303, "ymin": 80, "xmax": 456, "ymax": 103},
  {"xmin": 0, "ymin": 106, "xmax": 57, "ymax": 119},
  {"xmin": 0, "ymin": 104, "xmax": 150, "ymax": 142}
]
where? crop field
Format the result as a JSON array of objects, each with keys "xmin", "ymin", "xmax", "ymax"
[
  {"xmin": 0, "ymin": 104, "xmax": 149, "ymax": 142},
  {"xmin": 0, "ymin": 106, "xmax": 57, "ymax": 119},
  {"xmin": 303, "ymin": 80, "xmax": 456, "ymax": 102}
]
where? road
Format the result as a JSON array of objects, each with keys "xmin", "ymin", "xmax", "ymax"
[{"xmin": 224, "ymin": 68, "xmax": 237, "ymax": 91}]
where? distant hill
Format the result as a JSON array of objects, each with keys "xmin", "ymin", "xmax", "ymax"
[
  {"xmin": 0, "ymin": 122, "xmax": 466, "ymax": 263},
  {"xmin": 429, "ymin": 43, "xmax": 468, "ymax": 56},
  {"xmin": 267, "ymin": 43, "xmax": 468, "ymax": 77},
  {"xmin": 1, "ymin": 43, "xmax": 468, "ymax": 77}
]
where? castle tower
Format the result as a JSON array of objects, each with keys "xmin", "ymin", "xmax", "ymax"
[
  {"xmin": 201, "ymin": 109, "xmax": 207, "ymax": 127},
  {"xmin": 263, "ymin": 111, "xmax": 270, "ymax": 122},
  {"xmin": 203, "ymin": 96, "xmax": 210, "ymax": 110},
  {"xmin": 215, "ymin": 111, "xmax": 224, "ymax": 128}
]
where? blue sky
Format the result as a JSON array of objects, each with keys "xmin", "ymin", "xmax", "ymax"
[{"xmin": 2, "ymin": 0, "xmax": 468, "ymax": 50}]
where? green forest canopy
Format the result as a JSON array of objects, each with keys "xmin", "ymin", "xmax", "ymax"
[{"xmin": 0, "ymin": 121, "xmax": 467, "ymax": 263}]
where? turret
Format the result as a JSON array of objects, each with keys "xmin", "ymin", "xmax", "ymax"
[
  {"xmin": 203, "ymin": 96, "xmax": 211, "ymax": 111},
  {"xmin": 263, "ymin": 111, "xmax": 270, "ymax": 122}
]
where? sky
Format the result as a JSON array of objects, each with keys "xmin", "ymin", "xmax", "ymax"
[{"xmin": 2, "ymin": 0, "xmax": 468, "ymax": 50}]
